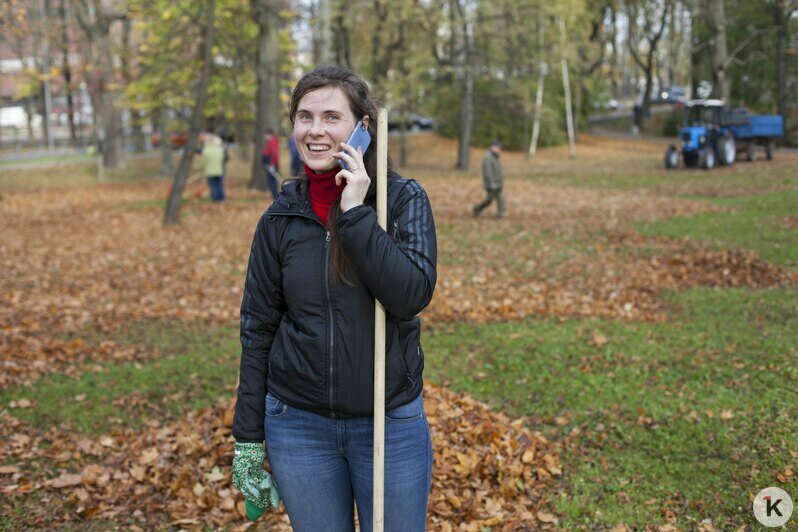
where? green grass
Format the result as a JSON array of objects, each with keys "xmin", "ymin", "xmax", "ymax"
[
  {"xmin": 423, "ymin": 287, "xmax": 798, "ymax": 528},
  {"xmin": 639, "ymin": 189, "xmax": 798, "ymax": 267},
  {"xmin": 0, "ymin": 152, "xmax": 94, "ymax": 167},
  {"xmin": 527, "ymin": 155, "xmax": 798, "ymax": 195},
  {"xmin": 2, "ymin": 321, "xmax": 239, "ymax": 436},
  {"xmin": 0, "ymin": 157, "xmax": 165, "ymax": 192}
]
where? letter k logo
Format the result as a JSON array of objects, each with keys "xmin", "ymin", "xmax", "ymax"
[
  {"xmin": 754, "ymin": 487, "xmax": 793, "ymax": 527},
  {"xmin": 764, "ymin": 496, "xmax": 783, "ymax": 517}
]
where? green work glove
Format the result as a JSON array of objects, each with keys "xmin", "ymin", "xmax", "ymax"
[{"xmin": 232, "ymin": 442, "xmax": 281, "ymax": 520}]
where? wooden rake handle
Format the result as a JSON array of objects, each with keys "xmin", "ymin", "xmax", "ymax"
[{"xmin": 373, "ymin": 107, "xmax": 388, "ymax": 532}]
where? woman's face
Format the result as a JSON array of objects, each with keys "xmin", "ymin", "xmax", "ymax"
[{"xmin": 293, "ymin": 86, "xmax": 358, "ymax": 173}]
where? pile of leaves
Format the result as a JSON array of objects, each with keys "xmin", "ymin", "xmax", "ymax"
[{"xmin": 0, "ymin": 384, "xmax": 558, "ymax": 529}]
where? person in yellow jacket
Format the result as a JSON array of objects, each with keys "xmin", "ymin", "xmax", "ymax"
[{"xmin": 202, "ymin": 134, "xmax": 226, "ymax": 202}]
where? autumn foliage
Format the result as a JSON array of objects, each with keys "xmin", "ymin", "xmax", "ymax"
[{"xmin": 1, "ymin": 134, "xmax": 795, "ymax": 528}]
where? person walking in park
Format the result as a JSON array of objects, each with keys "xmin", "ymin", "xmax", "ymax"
[
  {"xmin": 231, "ymin": 65, "xmax": 438, "ymax": 531},
  {"xmin": 201, "ymin": 134, "xmax": 226, "ymax": 202},
  {"xmin": 472, "ymin": 140, "xmax": 505, "ymax": 218},
  {"xmin": 261, "ymin": 128, "xmax": 281, "ymax": 199}
]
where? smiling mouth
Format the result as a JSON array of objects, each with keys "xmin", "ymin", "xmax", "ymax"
[{"xmin": 307, "ymin": 144, "xmax": 332, "ymax": 153}]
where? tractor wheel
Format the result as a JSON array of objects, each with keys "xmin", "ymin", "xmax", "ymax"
[
  {"xmin": 718, "ymin": 135, "xmax": 736, "ymax": 165},
  {"xmin": 766, "ymin": 139, "xmax": 775, "ymax": 160},
  {"xmin": 664, "ymin": 146, "xmax": 679, "ymax": 169},
  {"xmin": 746, "ymin": 144, "xmax": 757, "ymax": 162},
  {"xmin": 702, "ymin": 149, "xmax": 716, "ymax": 170}
]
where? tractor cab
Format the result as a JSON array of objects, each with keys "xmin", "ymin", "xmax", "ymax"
[
  {"xmin": 680, "ymin": 99, "xmax": 726, "ymax": 152},
  {"xmin": 665, "ymin": 99, "xmax": 736, "ymax": 169}
]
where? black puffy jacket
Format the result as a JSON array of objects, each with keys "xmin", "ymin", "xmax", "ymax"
[{"xmin": 233, "ymin": 175, "xmax": 437, "ymax": 443}]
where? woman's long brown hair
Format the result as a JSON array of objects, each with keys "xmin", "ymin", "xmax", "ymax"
[{"xmin": 288, "ymin": 65, "xmax": 394, "ymax": 286}]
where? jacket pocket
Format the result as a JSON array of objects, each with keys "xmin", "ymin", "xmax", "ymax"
[{"xmin": 398, "ymin": 318, "xmax": 423, "ymax": 377}]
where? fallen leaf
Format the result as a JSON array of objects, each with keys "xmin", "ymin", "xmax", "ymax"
[{"xmin": 52, "ymin": 473, "xmax": 83, "ymax": 488}]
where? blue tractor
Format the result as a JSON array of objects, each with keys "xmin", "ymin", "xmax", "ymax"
[{"xmin": 665, "ymin": 99, "xmax": 784, "ymax": 169}]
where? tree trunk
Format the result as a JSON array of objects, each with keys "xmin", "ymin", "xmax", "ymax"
[
  {"xmin": 157, "ymin": 107, "xmax": 174, "ymax": 177},
  {"xmin": 164, "ymin": 0, "xmax": 216, "ymax": 225},
  {"xmin": 455, "ymin": 0, "xmax": 473, "ymax": 171},
  {"xmin": 122, "ymin": 18, "xmax": 145, "ymax": 153},
  {"xmin": 705, "ymin": 0, "xmax": 730, "ymax": 100},
  {"xmin": 98, "ymin": 81, "xmax": 125, "ymax": 167},
  {"xmin": 456, "ymin": 63, "xmax": 473, "ymax": 170},
  {"xmin": 627, "ymin": 1, "xmax": 669, "ymax": 127},
  {"xmin": 333, "ymin": 2, "xmax": 352, "ymax": 68},
  {"xmin": 249, "ymin": 0, "xmax": 281, "ymax": 191},
  {"xmin": 317, "ymin": 0, "xmax": 332, "ymax": 64},
  {"xmin": 95, "ymin": 17, "xmax": 125, "ymax": 167},
  {"xmin": 24, "ymin": 98, "xmax": 35, "ymax": 141},
  {"xmin": 59, "ymin": 0, "xmax": 77, "ymax": 142},
  {"xmin": 38, "ymin": 84, "xmax": 51, "ymax": 147},
  {"xmin": 73, "ymin": 0, "xmax": 126, "ymax": 168},
  {"xmin": 773, "ymin": 0, "xmax": 788, "ymax": 142}
]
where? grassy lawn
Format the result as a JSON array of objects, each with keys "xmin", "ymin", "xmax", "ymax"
[
  {"xmin": 3, "ymin": 134, "xmax": 796, "ymax": 528},
  {"xmin": 0, "ymin": 152, "xmax": 95, "ymax": 167},
  {"xmin": 639, "ymin": 189, "xmax": 798, "ymax": 268},
  {"xmin": 2, "ymin": 322, "xmax": 239, "ymax": 436},
  {"xmin": 423, "ymin": 287, "xmax": 798, "ymax": 528},
  {"xmin": 7, "ymin": 288, "xmax": 792, "ymax": 527},
  {"xmin": 422, "ymin": 158, "xmax": 798, "ymax": 528}
]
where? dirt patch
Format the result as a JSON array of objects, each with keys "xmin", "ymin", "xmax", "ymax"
[{"xmin": 783, "ymin": 216, "xmax": 798, "ymax": 230}]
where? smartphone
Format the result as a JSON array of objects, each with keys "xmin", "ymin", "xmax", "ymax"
[{"xmin": 339, "ymin": 120, "xmax": 371, "ymax": 171}]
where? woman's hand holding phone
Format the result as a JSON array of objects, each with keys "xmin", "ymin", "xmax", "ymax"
[{"xmin": 334, "ymin": 143, "xmax": 370, "ymax": 212}]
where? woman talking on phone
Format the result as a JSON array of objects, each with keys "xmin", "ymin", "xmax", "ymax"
[{"xmin": 231, "ymin": 65, "xmax": 437, "ymax": 531}]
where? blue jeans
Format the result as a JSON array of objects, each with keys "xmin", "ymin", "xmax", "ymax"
[
  {"xmin": 264, "ymin": 393, "xmax": 433, "ymax": 532},
  {"xmin": 207, "ymin": 176, "xmax": 225, "ymax": 201}
]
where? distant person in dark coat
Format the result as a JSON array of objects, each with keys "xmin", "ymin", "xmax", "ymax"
[{"xmin": 472, "ymin": 140, "xmax": 505, "ymax": 219}]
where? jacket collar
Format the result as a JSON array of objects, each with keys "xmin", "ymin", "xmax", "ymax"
[
  {"xmin": 266, "ymin": 172, "xmax": 405, "ymax": 219},
  {"xmin": 266, "ymin": 179, "xmax": 311, "ymax": 216}
]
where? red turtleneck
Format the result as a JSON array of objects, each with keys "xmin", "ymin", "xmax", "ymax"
[{"xmin": 306, "ymin": 164, "xmax": 345, "ymax": 225}]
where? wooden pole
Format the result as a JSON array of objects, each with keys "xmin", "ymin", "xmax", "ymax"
[
  {"xmin": 373, "ymin": 107, "xmax": 388, "ymax": 532},
  {"xmin": 529, "ymin": 61, "xmax": 547, "ymax": 158},
  {"xmin": 559, "ymin": 17, "xmax": 576, "ymax": 159},
  {"xmin": 529, "ymin": 15, "xmax": 546, "ymax": 158}
]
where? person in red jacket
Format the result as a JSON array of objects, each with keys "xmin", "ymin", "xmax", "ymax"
[
  {"xmin": 261, "ymin": 128, "xmax": 281, "ymax": 198},
  {"xmin": 232, "ymin": 65, "xmax": 437, "ymax": 531}
]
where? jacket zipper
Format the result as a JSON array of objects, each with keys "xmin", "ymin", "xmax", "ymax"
[
  {"xmin": 323, "ymin": 230, "xmax": 336, "ymax": 417},
  {"xmin": 269, "ymin": 208, "xmax": 337, "ymax": 417}
]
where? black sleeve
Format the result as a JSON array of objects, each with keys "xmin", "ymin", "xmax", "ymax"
[
  {"xmin": 232, "ymin": 215, "xmax": 285, "ymax": 442},
  {"xmin": 337, "ymin": 180, "xmax": 437, "ymax": 319}
]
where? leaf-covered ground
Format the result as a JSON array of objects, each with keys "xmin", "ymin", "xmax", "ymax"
[{"xmin": 1, "ymin": 133, "xmax": 796, "ymax": 529}]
